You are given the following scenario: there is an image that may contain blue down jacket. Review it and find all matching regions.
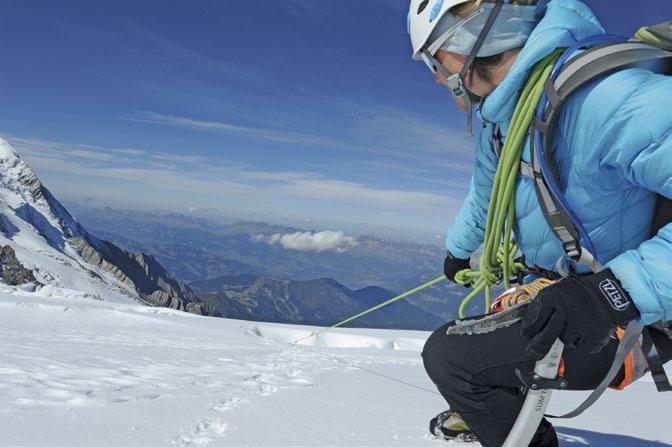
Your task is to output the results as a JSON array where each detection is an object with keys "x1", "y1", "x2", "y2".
[{"x1": 445, "y1": 0, "x2": 672, "y2": 325}]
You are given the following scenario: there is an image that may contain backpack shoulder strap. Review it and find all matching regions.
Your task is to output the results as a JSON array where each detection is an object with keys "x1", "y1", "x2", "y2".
[
  {"x1": 542, "y1": 42, "x2": 672, "y2": 160},
  {"x1": 531, "y1": 41, "x2": 672, "y2": 267}
]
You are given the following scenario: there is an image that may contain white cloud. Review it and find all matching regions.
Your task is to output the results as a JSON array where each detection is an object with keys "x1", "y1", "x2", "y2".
[
  {"x1": 279, "y1": 178, "x2": 455, "y2": 211},
  {"x1": 259, "y1": 231, "x2": 358, "y2": 253},
  {"x1": 5, "y1": 135, "x2": 146, "y2": 166},
  {"x1": 68, "y1": 149, "x2": 115, "y2": 161}
]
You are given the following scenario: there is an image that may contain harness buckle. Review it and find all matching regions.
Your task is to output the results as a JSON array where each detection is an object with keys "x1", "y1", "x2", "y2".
[{"x1": 562, "y1": 241, "x2": 582, "y2": 261}]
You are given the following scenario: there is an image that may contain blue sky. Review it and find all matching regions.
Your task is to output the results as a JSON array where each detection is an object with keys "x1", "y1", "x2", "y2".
[{"x1": 1, "y1": 0, "x2": 669, "y2": 242}]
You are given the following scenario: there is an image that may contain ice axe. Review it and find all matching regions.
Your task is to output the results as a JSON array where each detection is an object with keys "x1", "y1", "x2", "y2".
[{"x1": 502, "y1": 252, "x2": 644, "y2": 446}]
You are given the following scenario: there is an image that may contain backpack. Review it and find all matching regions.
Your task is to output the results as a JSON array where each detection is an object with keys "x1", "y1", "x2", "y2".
[{"x1": 525, "y1": 22, "x2": 672, "y2": 416}]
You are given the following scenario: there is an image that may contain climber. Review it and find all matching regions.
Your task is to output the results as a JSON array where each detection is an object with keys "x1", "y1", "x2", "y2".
[{"x1": 407, "y1": 0, "x2": 672, "y2": 445}]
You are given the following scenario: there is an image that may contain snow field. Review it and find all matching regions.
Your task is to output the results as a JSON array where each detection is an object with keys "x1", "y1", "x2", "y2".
[{"x1": 0, "y1": 286, "x2": 670, "y2": 446}]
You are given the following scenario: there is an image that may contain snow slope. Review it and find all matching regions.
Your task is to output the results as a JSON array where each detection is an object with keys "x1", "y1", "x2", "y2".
[
  {"x1": 0, "y1": 138, "x2": 212, "y2": 314},
  {"x1": 0, "y1": 285, "x2": 670, "y2": 446},
  {"x1": 0, "y1": 139, "x2": 135, "y2": 303}
]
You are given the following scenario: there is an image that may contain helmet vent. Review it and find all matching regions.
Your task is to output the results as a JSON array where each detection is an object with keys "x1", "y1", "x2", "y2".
[{"x1": 416, "y1": 0, "x2": 430, "y2": 14}]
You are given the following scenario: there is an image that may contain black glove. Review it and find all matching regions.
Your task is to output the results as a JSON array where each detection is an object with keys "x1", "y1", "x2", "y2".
[
  {"x1": 443, "y1": 251, "x2": 471, "y2": 287},
  {"x1": 521, "y1": 269, "x2": 640, "y2": 361}
]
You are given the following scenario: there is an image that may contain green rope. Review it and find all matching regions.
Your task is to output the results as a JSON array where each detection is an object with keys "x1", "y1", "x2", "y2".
[
  {"x1": 293, "y1": 274, "x2": 447, "y2": 344},
  {"x1": 454, "y1": 50, "x2": 563, "y2": 319}
]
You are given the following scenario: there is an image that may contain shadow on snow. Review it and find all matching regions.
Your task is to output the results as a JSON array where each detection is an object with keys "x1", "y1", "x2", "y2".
[{"x1": 557, "y1": 427, "x2": 672, "y2": 446}]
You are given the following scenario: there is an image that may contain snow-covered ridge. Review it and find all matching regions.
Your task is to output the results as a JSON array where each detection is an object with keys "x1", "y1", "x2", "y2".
[
  {"x1": 0, "y1": 138, "x2": 214, "y2": 315},
  {"x1": 0, "y1": 139, "x2": 89, "y2": 244}
]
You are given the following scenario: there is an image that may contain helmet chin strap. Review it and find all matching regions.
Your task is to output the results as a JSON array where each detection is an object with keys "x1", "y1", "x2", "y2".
[
  {"x1": 445, "y1": 74, "x2": 480, "y2": 135},
  {"x1": 446, "y1": 0, "x2": 505, "y2": 135}
]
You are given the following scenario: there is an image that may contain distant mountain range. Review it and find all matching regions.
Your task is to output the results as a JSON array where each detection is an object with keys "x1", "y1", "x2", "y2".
[
  {"x1": 65, "y1": 205, "x2": 446, "y2": 290},
  {"x1": 0, "y1": 138, "x2": 216, "y2": 316},
  {"x1": 67, "y1": 205, "x2": 484, "y2": 327}
]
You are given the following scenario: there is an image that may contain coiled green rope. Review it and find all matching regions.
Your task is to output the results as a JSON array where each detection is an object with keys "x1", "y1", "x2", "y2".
[{"x1": 454, "y1": 50, "x2": 563, "y2": 318}]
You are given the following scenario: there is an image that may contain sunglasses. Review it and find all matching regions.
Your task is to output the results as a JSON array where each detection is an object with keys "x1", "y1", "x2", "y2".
[{"x1": 419, "y1": 5, "x2": 486, "y2": 97}]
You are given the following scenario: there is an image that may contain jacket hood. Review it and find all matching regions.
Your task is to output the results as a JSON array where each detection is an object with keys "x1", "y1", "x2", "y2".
[{"x1": 479, "y1": 0, "x2": 605, "y2": 125}]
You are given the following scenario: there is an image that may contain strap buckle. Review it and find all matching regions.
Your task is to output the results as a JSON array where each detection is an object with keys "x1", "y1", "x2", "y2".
[
  {"x1": 519, "y1": 162, "x2": 535, "y2": 178},
  {"x1": 562, "y1": 241, "x2": 581, "y2": 261},
  {"x1": 446, "y1": 73, "x2": 466, "y2": 98}
]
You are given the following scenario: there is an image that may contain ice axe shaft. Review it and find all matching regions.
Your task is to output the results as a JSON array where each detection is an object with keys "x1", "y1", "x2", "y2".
[
  {"x1": 503, "y1": 250, "x2": 604, "y2": 445},
  {"x1": 502, "y1": 338, "x2": 564, "y2": 447}
]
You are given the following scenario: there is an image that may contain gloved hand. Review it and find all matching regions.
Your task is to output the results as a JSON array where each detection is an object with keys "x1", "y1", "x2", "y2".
[
  {"x1": 443, "y1": 251, "x2": 471, "y2": 287},
  {"x1": 520, "y1": 269, "x2": 640, "y2": 361}
]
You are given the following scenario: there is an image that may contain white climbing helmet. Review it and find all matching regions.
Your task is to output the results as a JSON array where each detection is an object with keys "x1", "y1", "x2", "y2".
[
  {"x1": 407, "y1": 0, "x2": 538, "y2": 134},
  {"x1": 408, "y1": 0, "x2": 473, "y2": 61},
  {"x1": 408, "y1": 0, "x2": 502, "y2": 135}
]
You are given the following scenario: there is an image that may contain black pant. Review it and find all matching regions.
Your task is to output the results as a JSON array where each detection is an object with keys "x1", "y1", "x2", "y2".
[{"x1": 422, "y1": 320, "x2": 672, "y2": 447}]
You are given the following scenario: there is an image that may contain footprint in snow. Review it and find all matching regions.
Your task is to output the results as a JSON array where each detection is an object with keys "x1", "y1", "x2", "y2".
[
  {"x1": 173, "y1": 419, "x2": 227, "y2": 446},
  {"x1": 210, "y1": 396, "x2": 247, "y2": 413},
  {"x1": 258, "y1": 382, "x2": 277, "y2": 396},
  {"x1": 238, "y1": 372, "x2": 278, "y2": 396},
  {"x1": 285, "y1": 369, "x2": 315, "y2": 387},
  {"x1": 15, "y1": 302, "x2": 39, "y2": 309}
]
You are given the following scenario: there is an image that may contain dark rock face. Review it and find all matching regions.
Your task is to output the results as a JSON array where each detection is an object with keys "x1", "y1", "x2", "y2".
[
  {"x1": 70, "y1": 237, "x2": 219, "y2": 317},
  {"x1": 0, "y1": 245, "x2": 37, "y2": 286}
]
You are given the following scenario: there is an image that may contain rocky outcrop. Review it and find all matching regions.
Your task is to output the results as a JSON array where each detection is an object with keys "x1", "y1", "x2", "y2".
[
  {"x1": 0, "y1": 245, "x2": 37, "y2": 286},
  {"x1": 71, "y1": 236, "x2": 219, "y2": 317}
]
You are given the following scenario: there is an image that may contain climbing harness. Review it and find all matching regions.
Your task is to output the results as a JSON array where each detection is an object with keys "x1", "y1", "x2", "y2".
[{"x1": 447, "y1": 278, "x2": 554, "y2": 336}]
